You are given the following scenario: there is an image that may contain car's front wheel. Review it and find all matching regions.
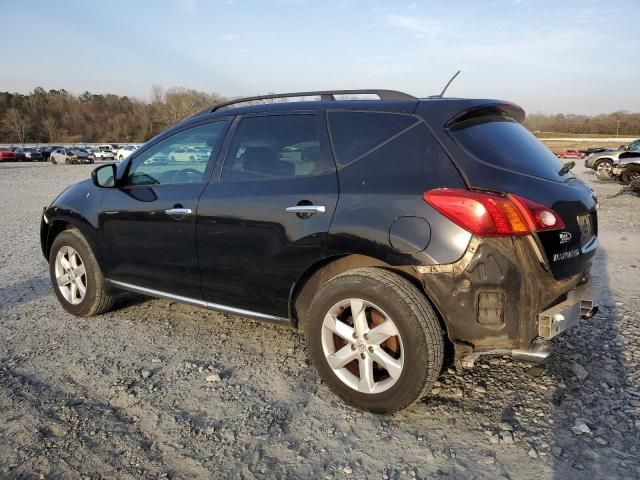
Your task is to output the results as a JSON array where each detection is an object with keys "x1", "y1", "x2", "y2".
[
  {"x1": 306, "y1": 268, "x2": 443, "y2": 413},
  {"x1": 595, "y1": 159, "x2": 613, "y2": 176},
  {"x1": 49, "y1": 229, "x2": 116, "y2": 317}
]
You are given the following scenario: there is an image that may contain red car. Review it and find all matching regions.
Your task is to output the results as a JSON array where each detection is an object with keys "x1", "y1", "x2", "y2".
[
  {"x1": 0, "y1": 149, "x2": 17, "y2": 162},
  {"x1": 556, "y1": 149, "x2": 584, "y2": 159}
]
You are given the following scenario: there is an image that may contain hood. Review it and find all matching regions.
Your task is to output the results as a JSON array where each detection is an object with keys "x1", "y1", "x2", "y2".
[{"x1": 589, "y1": 149, "x2": 624, "y2": 160}]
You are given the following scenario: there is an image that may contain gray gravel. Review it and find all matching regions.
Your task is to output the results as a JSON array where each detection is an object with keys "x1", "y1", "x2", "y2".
[{"x1": 0, "y1": 162, "x2": 639, "y2": 479}]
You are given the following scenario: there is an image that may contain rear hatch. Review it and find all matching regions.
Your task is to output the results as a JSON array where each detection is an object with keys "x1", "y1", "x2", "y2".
[{"x1": 420, "y1": 102, "x2": 597, "y2": 279}]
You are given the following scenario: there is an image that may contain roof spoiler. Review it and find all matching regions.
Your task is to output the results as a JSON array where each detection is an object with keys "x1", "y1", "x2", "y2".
[{"x1": 445, "y1": 102, "x2": 526, "y2": 129}]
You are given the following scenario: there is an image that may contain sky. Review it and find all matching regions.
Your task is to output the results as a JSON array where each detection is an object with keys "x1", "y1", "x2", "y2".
[{"x1": 0, "y1": 0, "x2": 638, "y2": 115}]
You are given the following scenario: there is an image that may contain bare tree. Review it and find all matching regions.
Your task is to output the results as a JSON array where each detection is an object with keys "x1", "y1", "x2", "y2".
[
  {"x1": 1, "y1": 108, "x2": 31, "y2": 144},
  {"x1": 41, "y1": 116, "x2": 59, "y2": 143}
]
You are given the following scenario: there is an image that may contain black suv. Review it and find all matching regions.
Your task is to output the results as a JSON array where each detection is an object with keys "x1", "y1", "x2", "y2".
[{"x1": 41, "y1": 90, "x2": 598, "y2": 412}]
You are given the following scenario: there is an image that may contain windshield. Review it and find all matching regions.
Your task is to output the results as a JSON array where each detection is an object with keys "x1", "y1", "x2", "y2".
[{"x1": 451, "y1": 115, "x2": 572, "y2": 182}]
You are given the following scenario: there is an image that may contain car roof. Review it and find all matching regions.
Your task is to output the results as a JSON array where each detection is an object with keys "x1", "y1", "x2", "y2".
[{"x1": 144, "y1": 94, "x2": 524, "y2": 149}]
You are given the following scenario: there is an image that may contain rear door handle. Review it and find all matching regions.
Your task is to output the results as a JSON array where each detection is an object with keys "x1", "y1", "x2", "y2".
[
  {"x1": 164, "y1": 208, "x2": 192, "y2": 216},
  {"x1": 285, "y1": 205, "x2": 326, "y2": 214}
]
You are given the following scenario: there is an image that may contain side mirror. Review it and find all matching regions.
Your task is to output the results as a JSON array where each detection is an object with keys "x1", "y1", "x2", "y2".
[{"x1": 92, "y1": 163, "x2": 117, "y2": 188}]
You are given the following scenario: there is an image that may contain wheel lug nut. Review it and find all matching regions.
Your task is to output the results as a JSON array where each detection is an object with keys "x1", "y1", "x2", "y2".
[
  {"x1": 363, "y1": 333, "x2": 369, "y2": 340},
  {"x1": 351, "y1": 344, "x2": 356, "y2": 351},
  {"x1": 368, "y1": 346, "x2": 373, "y2": 353},
  {"x1": 360, "y1": 353, "x2": 365, "y2": 360},
  {"x1": 352, "y1": 332, "x2": 357, "y2": 339}
]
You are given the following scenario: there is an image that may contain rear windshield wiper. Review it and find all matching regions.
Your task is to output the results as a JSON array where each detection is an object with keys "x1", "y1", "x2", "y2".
[{"x1": 558, "y1": 160, "x2": 575, "y2": 176}]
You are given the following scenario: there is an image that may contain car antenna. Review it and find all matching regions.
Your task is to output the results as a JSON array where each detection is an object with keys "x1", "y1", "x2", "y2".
[{"x1": 434, "y1": 70, "x2": 461, "y2": 98}]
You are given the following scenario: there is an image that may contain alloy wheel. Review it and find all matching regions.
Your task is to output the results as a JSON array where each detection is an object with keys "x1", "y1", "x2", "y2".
[
  {"x1": 321, "y1": 298, "x2": 404, "y2": 394},
  {"x1": 54, "y1": 246, "x2": 87, "y2": 305},
  {"x1": 596, "y1": 162, "x2": 612, "y2": 174}
]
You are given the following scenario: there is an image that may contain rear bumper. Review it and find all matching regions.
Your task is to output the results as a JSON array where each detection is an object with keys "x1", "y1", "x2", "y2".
[{"x1": 416, "y1": 235, "x2": 596, "y2": 361}]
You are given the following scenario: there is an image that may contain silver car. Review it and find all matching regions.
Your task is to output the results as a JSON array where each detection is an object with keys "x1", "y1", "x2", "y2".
[
  {"x1": 612, "y1": 157, "x2": 640, "y2": 184},
  {"x1": 585, "y1": 138, "x2": 640, "y2": 176}
]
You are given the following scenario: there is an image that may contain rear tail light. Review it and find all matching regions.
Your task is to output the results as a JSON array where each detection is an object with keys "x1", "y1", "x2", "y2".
[{"x1": 423, "y1": 189, "x2": 564, "y2": 236}]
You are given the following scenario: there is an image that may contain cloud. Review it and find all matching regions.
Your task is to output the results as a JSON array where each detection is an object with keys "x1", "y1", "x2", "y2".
[
  {"x1": 383, "y1": 14, "x2": 440, "y2": 36},
  {"x1": 219, "y1": 33, "x2": 238, "y2": 41}
]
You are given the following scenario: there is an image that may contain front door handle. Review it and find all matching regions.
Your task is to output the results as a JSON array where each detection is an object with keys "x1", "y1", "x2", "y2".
[
  {"x1": 165, "y1": 208, "x2": 193, "y2": 216},
  {"x1": 285, "y1": 205, "x2": 326, "y2": 214}
]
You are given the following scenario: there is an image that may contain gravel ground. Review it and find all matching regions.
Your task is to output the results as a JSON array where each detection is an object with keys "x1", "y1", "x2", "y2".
[{"x1": 0, "y1": 162, "x2": 639, "y2": 480}]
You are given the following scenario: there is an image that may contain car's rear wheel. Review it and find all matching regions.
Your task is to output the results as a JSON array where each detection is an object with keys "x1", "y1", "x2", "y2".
[
  {"x1": 49, "y1": 229, "x2": 116, "y2": 317},
  {"x1": 306, "y1": 268, "x2": 443, "y2": 413}
]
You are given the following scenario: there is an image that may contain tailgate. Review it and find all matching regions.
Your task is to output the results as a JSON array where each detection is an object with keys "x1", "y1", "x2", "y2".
[{"x1": 439, "y1": 105, "x2": 598, "y2": 279}]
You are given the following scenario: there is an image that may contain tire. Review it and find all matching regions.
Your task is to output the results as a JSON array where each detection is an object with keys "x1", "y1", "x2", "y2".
[
  {"x1": 621, "y1": 166, "x2": 640, "y2": 185},
  {"x1": 49, "y1": 229, "x2": 116, "y2": 317},
  {"x1": 596, "y1": 168, "x2": 613, "y2": 181},
  {"x1": 595, "y1": 159, "x2": 613, "y2": 176},
  {"x1": 306, "y1": 267, "x2": 443, "y2": 413}
]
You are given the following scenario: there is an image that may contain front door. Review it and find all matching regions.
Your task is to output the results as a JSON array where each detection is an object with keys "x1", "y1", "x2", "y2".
[
  {"x1": 98, "y1": 119, "x2": 229, "y2": 298},
  {"x1": 196, "y1": 112, "x2": 339, "y2": 317}
]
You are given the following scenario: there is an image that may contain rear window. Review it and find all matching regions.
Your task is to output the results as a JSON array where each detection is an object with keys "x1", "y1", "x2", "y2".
[
  {"x1": 328, "y1": 111, "x2": 419, "y2": 166},
  {"x1": 450, "y1": 116, "x2": 572, "y2": 182}
]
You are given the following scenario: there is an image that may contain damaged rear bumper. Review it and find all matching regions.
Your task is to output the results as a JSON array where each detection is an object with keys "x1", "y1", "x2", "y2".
[{"x1": 414, "y1": 236, "x2": 597, "y2": 367}]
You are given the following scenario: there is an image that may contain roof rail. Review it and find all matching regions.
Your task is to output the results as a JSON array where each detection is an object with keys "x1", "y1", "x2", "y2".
[{"x1": 210, "y1": 89, "x2": 417, "y2": 112}]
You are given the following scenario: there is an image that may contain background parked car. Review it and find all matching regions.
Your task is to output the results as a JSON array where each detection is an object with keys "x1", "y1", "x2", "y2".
[
  {"x1": 50, "y1": 148, "x2": 93, "y2": 165},
  {"x1": 168, "y1": 147, "x2": 197, "y2": 162},
  {"x1": 0, "y1": 148, "x2": 17, "y2": 162},
  {"x1": 556, "y1": 149, "x2": 584, "y2": 159},
  {"x1": 585, "y1": 138, "x2": 640, "y2": 177},
  {"x1": 40, "y1": 146, "x2": 64, "y2": 162},
  {"x1": 14, "y1": 147, "x2": 43, "y2": 161},
  {"x1": 116, "y1": 145, "x2": 138, "y2": 161},
  {"x1": 93, "y1": 146, "x2": 116, "y2": 160}
]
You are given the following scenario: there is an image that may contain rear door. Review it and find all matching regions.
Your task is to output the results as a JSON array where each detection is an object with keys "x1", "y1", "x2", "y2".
[{"x1": 196, "y1": 112, "x2": 339, "y2": 317}]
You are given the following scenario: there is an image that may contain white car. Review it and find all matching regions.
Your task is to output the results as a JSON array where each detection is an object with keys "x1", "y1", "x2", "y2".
[
  {"x1": 116, "y1": 145, "x2": 138, "y2": 161},
  {"x1": 93, "y1": 146, "x2": 116, "y2": 160},
  {"x1": 168, "y1": 147, "x2": 198, "y2": 162}
]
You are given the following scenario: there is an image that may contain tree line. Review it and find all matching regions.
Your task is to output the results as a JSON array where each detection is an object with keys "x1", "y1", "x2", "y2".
[
  {"x1": 1, "y1": 87, "x2": 639, "y2": 144},
  {"x1": 523, "y1": 112, "x2": 640, "y2": 136},
  {"x1": 0, "y1": 86, "x2": 227, "y2": 145}
]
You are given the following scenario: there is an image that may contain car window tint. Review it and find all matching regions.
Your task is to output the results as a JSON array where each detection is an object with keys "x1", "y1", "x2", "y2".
[
  {"x1": 328, "y1": 111, "x2": 419, "y2": 166},
  {"x1": 451, "y1": 116, "x2": 572, "y2": 182},
  {"x1": 221, "y1": 114, "x2": 333, "y2": 182},
  {"x1": 127, "y1": 121, "x2": 227, "y2": 186}
]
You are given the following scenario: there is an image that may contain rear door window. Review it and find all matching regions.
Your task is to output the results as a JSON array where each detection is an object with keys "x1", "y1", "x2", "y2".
[
  {"x1": 221, "y1": 114, "x2": 334, "y2": 181},
  {"x1": 450, "y1": 115, "x2": 571, "y2": 182},
  {"x1": 328, "y1": 112, "x2": 419, "y2": 166}
]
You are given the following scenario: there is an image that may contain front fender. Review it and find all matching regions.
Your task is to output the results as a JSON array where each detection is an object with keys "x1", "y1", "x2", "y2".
[{"x1": 41, "y1": 179, "x2": 104, "y2": 260}]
